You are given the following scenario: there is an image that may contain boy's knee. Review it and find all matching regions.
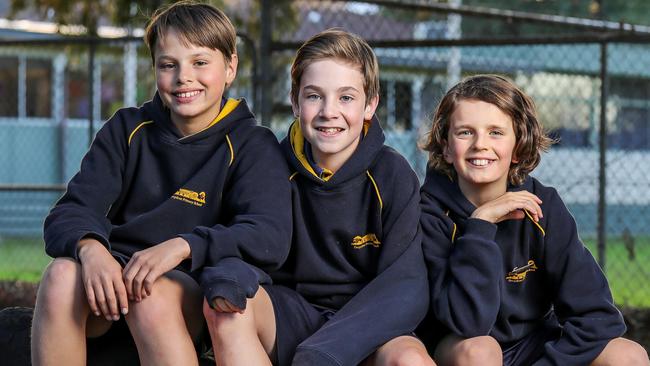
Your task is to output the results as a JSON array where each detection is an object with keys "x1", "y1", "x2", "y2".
[
  {"x1": 389, "y1": 347, "x2": 434, "y2": 366},
  {"x1": 596, "y1": 338, "x2": 650, "y2": 366},
  {"x1": 37, "y1": 259, "x2": 81, "y2": 308},
  {"x1": 453, "y1": 336, "x2": 502, "y2": 366}
]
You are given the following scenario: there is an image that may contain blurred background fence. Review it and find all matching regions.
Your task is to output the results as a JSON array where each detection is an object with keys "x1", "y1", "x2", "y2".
[{"x1": 1, "y1": 0, "x2": 650, "y2": 309}]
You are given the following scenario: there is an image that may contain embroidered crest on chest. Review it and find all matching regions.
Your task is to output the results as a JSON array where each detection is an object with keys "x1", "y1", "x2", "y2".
[
  {"x1": 172, "y1": 188, "x2": 206, "y2": 207},
  {"x1": 505, "y1": 259, "x2": 538, "y2": 283},
  {"x1": 351, "y1": 233, "x2": 381, "y2": 249}
]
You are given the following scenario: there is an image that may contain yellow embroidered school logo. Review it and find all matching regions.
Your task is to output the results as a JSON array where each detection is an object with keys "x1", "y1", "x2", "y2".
[
  {"x1": 506, "y1": 260, "x2": 538, "y2": 283},
  {"x1": 172, "y1": 188, "x2": 206, "y2": 207},
  {"x1": 351, "y1": 233, "x2": 381, "y2": 249}
]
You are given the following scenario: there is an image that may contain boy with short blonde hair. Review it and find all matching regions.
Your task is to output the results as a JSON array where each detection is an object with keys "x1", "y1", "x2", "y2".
[
  {"x1": 31, "y1": 2, "x2": 291, "y2": 365},
  {"x1": 202, "y1": 28, "x2": 433, "y2": 365}
]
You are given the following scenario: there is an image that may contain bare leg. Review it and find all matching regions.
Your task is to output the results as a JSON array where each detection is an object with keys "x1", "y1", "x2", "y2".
[
  {"x1": 434, "y1": 335, "x2": 502, "y2": 366},
  {"x1": 204, "y1": 286, "x2": 276, "y2": 366},
  {"x1": 31, "y1": 258, "x2": 112, "y2": 366},
  {"x1": 591, "y1": 337, "x2": 649, "y2": 366},
  {"x1": 125, "y1": 270, "x2": 204, "y2": 366},
  {"x1": 363, "y1": 335, "x2": 436, "y2": 366}
]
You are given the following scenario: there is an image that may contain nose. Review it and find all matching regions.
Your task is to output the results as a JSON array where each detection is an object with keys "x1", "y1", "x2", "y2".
[
  {"x1": 472, "y1": 132, "x2": 488, "y2": 150},
  {"x1": 318, "y1": 98, "x2": 338, "y2": 119},
  {"x1": 176, "y1": 64, "x2": 193, "y2": 84}
]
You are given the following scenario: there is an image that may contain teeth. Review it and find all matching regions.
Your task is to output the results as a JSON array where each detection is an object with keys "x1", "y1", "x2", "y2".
[
  {"x1": 175, "y1": 90, "x2": 200, "y2": 98},
  {"x1": 469, "y1": 159, "x2": 489, "y2": 166},
  {"x1": 317, "y1": 127, "x2": 342, "y2": 134}
]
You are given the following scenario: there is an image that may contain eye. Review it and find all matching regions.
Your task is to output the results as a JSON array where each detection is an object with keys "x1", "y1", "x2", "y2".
[
  {"x1": 490, "y1": 129, "x2": 504, "y2": 136},
  {"x1": 456, "y1": 129, "x2": 472, "y2": 136},
  {"x1": 158, "y1": 63, "x2": 175, "y2": 70},
  {"x1": 194, "y1": 60, "x2": 208, "y2": 67},
  {"x1": 340, "y1": 95, "x2": 353, "y2": 102},
  {"x1": 305, "y1": 94, "x2": 321, "y2": 101}
]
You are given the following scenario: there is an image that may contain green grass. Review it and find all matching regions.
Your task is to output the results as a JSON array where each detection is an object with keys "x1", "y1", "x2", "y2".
[
  {"x1": 1, "y1": 236, "x2": 650, "y2": 308},
  {"x1": 584, "y1": 237, "x2": 650, "y2": 308},
  {"x1": 0, "y1": 237, "x2": 51, "y2": 282}
]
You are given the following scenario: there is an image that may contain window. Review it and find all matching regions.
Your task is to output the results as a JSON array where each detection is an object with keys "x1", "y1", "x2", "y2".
[
  {"x1": 0, "y1": 57, "x2": 18, "y2": 117},
  {"x1": 26, "y1": 59, "x2": 52, "y2": 118}
]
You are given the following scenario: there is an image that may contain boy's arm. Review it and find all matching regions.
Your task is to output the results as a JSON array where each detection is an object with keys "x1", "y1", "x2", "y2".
[
  {"x1": 180, "y1": 129, "x2": 292, "y2": 272},
  {"x1": 533, "y1": 190, "x2": 625, "y2": 366},
  {"x1": 421, "y1": 191, "x2": 503, "y2": 337},
  {"x1": 44, "y1": 114, "x2": 127, "y2": 259},
  {"x1": 293, "y1": 167, "x2": 428, "y2": 366}
]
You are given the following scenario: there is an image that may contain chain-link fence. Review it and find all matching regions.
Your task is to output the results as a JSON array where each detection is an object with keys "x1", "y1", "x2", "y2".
[{"x1": 1, "y1": 0, "x2": 650, "y2": 310}]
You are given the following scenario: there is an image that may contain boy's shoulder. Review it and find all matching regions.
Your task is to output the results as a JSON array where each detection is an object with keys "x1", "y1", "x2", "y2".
[{"x1": 370, "y1": 145, "x2": 417, "y2": 178}]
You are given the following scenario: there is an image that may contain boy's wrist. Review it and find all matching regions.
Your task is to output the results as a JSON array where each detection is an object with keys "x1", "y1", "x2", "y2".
[{"x1": 77, "y1": 238, "x2": 107, "y2": 262}]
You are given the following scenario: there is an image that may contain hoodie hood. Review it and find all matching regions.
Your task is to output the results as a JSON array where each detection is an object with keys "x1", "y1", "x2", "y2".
[
  {"x1": 145, "y1": 91, "x2": 255, "y2": 144},
  {"x1": 280, "y1": 114, "x2": 385, "y2": 185}
]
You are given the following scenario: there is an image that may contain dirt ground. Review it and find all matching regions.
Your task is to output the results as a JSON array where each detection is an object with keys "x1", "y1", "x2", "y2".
[{"x1": 2, "y1": 280, "x2": 650, "y2": 352}]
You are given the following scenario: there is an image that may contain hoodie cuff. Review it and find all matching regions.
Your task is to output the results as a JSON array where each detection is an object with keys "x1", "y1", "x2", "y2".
[
  {"x1": 72, "y1": 231, "x2": 111, "y2": 261},
  {"x1": 179, "y1": 233, "x2": 208, "y2": 272},
  {"x1": 463, "y1": 218, "x2": 498, "y2": 240},
  {"x1": 199, "y1": 258, "x2": 271, "y2": 309}
]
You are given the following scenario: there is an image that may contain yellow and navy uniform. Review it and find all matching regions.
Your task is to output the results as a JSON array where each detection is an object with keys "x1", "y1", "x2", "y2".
[
  {"x1": 44, "y1": 92, "x2": 291, "y2": 280},
  {"x1": 420, "y1": 168, "x2": 626, "y2": 365},
  {"x1": 268, "y1": 117, "x2": 429, "y2": 365}
]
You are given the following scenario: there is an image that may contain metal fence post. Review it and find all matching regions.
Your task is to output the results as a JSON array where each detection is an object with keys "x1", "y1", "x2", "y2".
[
  {"x1": 259, "y1": 0, "x2": 272, "y2": 127},
  {"x1": 597, "y1": 41, "x2": 608, "y2": 269},
  {"x1": 88, "y1": 39, "x2": 96, "y2": 147}
]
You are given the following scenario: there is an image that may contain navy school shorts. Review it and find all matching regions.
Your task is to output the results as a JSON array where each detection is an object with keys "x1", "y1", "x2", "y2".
[
  {"x1": 263, "y1": 284, "x2": 335, "y2": 366},
  {"x1": 501, "y1": 322, "x2": 561, "y2": 366}
]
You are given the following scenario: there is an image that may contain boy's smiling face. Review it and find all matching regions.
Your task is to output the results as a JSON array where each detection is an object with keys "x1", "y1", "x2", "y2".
[
  {"x1": 293, "y1": 58, "x2": 378, "y2": 173},
  {"x1": 445, "y1": 99, "x2": 518, "y2": 201},
  {"x1": 155, "y1": 28, "x2": 237, "y2": 135}
]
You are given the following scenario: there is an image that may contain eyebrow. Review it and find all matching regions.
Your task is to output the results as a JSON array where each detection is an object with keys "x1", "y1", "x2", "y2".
[
  {"x1": 302, "y1": 85, "x2": 361, "y2": 93},
  {"x1": 156, "y1": 52, "x2": 213, "y2": 61}
]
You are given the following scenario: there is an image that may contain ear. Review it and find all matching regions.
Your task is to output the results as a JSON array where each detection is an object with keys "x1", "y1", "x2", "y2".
[
  {"x1": 225, "y1": 53, "x2": 238, "y2": 87},
  {"x1": 364, "y1": 94, "x2": 379, "y2": 120},
  {"x1": 291, "y1": 94, "x2": 300, "y2": 119},
  {"x1": 443, "y1": 142, "x2": 453, "y2": 164}
]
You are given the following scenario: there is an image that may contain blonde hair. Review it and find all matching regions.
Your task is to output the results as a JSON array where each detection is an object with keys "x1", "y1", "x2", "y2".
[
  {"x1": 423, "y1": 74, "x2": 554, "y2": 186},
  {"x1": 290, "y1": 28, "x2": 379, "y2": 106},
  {"x1": 144, "y1": 1, "x2": 236, "y2": 64}
]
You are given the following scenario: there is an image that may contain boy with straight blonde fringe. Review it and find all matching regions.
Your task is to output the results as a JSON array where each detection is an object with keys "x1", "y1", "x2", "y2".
[
  {"x1": 201, "y1": 29, "x2": 435, "y2": 366},
  {"x1": 30, "y1": 2, "x2": 291, "y2": 365},
  {"x1": 420, "y1": 74, "x2": 648, "y2": 365}
]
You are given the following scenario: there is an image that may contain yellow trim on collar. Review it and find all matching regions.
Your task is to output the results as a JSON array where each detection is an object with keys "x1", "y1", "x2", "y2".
[
  {"x1": 366, "y1": 170, "x2": 383, "y2": 211},
  {"x1": 524, "y1": 210, "x2": 546, "y2": 236},
  {"x1": 180, "y1": 98, "x2": 240, "y2": 140},
  {"x1": 451, "y1": 222, "x2": 457, "y2": 243},
  {"x1": 225, "y1": 134, "x2": 234, "y2": 166},
  {"x1": 206, "y1": 98, "x2": 240, "y2": 129},
  {"x1": 128, "y1": 120, "x2": 154, "y2": 146},
  {"x1": 290, "y1": 120, "x2": 324, "y2": 180}
]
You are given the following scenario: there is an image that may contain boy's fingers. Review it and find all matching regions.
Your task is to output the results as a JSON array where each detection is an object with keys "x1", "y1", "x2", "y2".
[
  {"x1": 102, "y1": 278, "x2": 120, "y2": 320},
  {"x1": 94, "y1": 282, "x2": 110, "y2": 319},
  {"x1": 114, "y1": 279, "x2": 129, "y2": 315},
  {"x1": 123, "y1": 267, "x2": 136, "y2": 300},
  {"x1": 84, "y1": 283, "x2": 100, "y2": 316},
  {"x1": 133, "y1": 269, "x2": 148, "y2": 301}
]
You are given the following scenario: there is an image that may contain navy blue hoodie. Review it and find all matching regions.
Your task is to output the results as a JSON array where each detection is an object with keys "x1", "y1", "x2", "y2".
[
  {"x1": 421, "y1": 168, "x2": 626, "y2": 365},
  {"x1": 271, "y1": 118, "x2": 429, "y2": 365},
  {"x1": 44, "y1": 93, "x2": 291, "y2": 274}
]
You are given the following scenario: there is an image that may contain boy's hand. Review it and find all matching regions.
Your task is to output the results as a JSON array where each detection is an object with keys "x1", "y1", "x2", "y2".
[
  {"x1": 211, "y1": 297, "x2": 245, "y2": 314},
  {"x1": 471, "y1": 191, "x2": 543, "y2": 224},
  {"x1": 77, "y1": 238, "x2": 129, "y2": 321},
  {"x1": 122, "y1": 237, "x2": 191, "y2": 302}
]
